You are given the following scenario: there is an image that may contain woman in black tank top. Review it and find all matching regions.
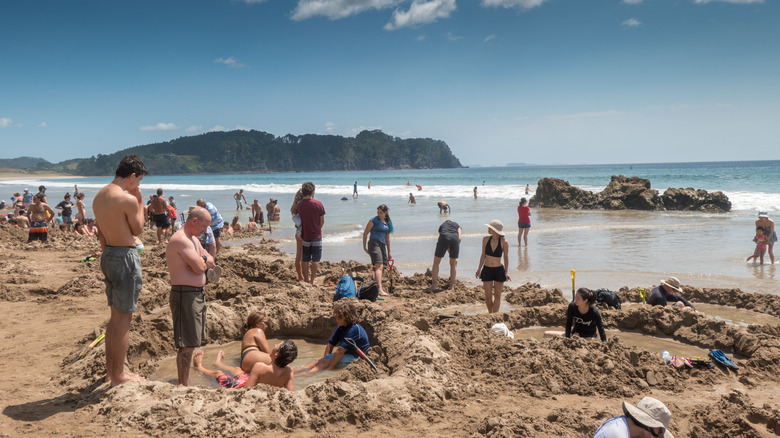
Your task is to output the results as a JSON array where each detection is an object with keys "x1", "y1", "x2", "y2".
[{"x1": 476, "y1": 220, "x2": 511, "y2": 313}]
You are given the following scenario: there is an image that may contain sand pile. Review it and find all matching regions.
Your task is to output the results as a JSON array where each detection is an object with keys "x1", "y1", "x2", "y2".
[{"x1": 2, "y1": 224, "x2": 780, "y2": 436}]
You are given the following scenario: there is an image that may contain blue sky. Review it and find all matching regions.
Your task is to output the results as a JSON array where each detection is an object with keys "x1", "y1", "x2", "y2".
[{"x1": 1, "y1": 0, "x2": 777, "y2": 166}]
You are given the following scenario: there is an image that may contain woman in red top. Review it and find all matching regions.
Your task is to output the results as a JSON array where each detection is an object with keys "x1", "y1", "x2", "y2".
[{"x1": 517, "y1": 197, "x2": 531, "y2": 246}]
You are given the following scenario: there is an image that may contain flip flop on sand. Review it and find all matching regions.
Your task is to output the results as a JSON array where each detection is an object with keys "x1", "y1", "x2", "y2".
[
  {"x1": 709, "y1": 349, "x2": 738, "y2": 370},
  {"x1": 207, "y1": 265, "x2": 222, "y2": 284}
]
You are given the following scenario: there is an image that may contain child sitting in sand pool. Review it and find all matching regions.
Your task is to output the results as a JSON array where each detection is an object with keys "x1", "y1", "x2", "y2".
[
  {"x1": 546, "y1": 288, "x2": 607, "y2": 341},
  {"x1": 193, "y1": 340, "x2": 298, "y2": 391},
  {"x1": 298, "y1": 300, "x2": 370, "y2": 374},
  {"x1": 240, "y1": 311, "x2": 272, "y2": 372},
  {"x1": 747, "y1": 226, "x2": 768, "y2": 264}
]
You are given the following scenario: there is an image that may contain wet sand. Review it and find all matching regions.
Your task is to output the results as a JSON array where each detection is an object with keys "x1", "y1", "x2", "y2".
[{"x1": 1, "y1": 224, "x2": 780, "y2": 437}]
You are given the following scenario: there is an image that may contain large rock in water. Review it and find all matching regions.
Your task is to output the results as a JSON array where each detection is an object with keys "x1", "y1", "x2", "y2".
[
  {"x1": 528, "y1": 177, "x2": 597, "y2": 209},
  {"x1": 597, "y1": 175, "x2": 661, "y2": 210},
  {"x1": 661, "y1": 188, "x2": 731, "y2": 212},
  {"x1": 530, "y1": 176, "x2": 731, "y2": 212}
]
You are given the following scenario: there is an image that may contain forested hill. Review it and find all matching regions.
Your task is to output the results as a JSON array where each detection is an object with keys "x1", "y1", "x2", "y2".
[{"x1": 56, "y1": 129, "x2": 463, "y2": 176}]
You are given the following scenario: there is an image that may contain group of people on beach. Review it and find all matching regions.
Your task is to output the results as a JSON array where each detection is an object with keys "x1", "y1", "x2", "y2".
[{"x1": 1, "y1": 185, "x2": 99, "y2": 241}]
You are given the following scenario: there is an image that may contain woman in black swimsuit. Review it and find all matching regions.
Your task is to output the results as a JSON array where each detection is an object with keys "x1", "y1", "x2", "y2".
[{"x1": 476, "y1": 220, "x2": 511, "y2": 313}]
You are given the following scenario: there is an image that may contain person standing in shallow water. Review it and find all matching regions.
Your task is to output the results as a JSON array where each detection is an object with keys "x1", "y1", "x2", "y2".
[
  {"x1": 756, "y1": 211, "x2": 776, "y2": 264},
  {"x1": 92, "y1": 154, "x2": 147, "y2": 387},
  {"x1": 517, "y1": 197, "x2": 531, "y2": 246},
  {"x1": 363, "y1": 204, "x2": 393, "y2": 296},
  {"x1": 476, "y1": 220, "x2": 510, "y2": 313}
]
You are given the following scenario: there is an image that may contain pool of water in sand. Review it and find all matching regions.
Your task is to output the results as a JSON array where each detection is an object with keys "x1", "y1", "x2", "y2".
[{"x1": 149, "y1": 338, "x2": 334, "y2": 390}]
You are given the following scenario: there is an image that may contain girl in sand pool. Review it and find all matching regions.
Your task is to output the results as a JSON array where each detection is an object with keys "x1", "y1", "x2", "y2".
[
  {"x1": 476, "y1": 220, "x2": 511, "y2": 313},
  {"x1": 239, "y1": 311, "x2": 272, "y2": 372},
  {"x1": 565, "y1": 288, "x2": 607, "y2": 341}
]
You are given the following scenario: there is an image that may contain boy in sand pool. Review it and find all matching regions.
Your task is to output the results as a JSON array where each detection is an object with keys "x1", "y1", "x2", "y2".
[
  {"x1": 193, "y1": 340, "x2": 298, "y2": 390},
  {"x1": 297, "y1": 300, "x2": 370, "y2": 374}
]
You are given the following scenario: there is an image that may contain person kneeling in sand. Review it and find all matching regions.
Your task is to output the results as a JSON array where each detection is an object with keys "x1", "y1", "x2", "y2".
[
  {"x1": 648, "y1": 277, "x2": 696, "y2": 312},
  {"x1": 593, "y1": 396, "x2": 674, "y2": 437},
  {"x1": 239, "y1": 312, "x2": 272, "y2": 372},
  {"x1": 298, "y1": 300, "x2": 369, "y2": 374},
  {"x1": 193, "y1": 340, "x2": 298, "y2": 391}
]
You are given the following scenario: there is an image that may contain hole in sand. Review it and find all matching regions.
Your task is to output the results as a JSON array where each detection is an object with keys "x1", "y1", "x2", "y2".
[
  {"x1": 515, "y1": 326, "x2": 711, "y2": 358},
  {"x1": 148, "y1": 338, "x2": 341, "y2": 390},
  {"x1": 433, "y1": 301, "x2": 517, "y2": 315},
  {"x1": 623, "y1": 302, "x2": 780, "y2": 327}
]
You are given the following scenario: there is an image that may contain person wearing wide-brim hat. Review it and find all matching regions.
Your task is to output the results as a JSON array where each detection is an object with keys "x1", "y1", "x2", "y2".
[
  {"x1": 755, "y1": 211, "x2": 776, "y2": 265},
  {"x1": 475, "y1": 219, "x2": 511, "y2": 313},
  {"x1": 647, "y1": 276, "x2": 695, "y2": 312},
  {"x1": 593, "y1": 396, "x2": 674, "y2": 438}
]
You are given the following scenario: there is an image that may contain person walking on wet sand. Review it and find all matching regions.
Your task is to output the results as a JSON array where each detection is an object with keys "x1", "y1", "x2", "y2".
[
  {"x1": 234, "y1": 189, "x2": 247, "y2": 210},
  {"x1": 150, "y1": 188, "x2": 171, "y2": 244},
  {"x1": 648, "y1": 277, "x2": 696, "y2": 312},
  {"x1": 756, "y1": 211, "x2": 776, "y2": 264},
  {"x1": 363, "y1": 204, "x2": 393, "y2": 296},
  {"x1": 166, "y1": 206, "x2": 217, "y2": 386},
  {"x1": 193, "y1": 340, "x2": 298, "y2": 391},
  {"x1": 93, "y1": 154, "x2": 147, "y2": 386},
  {"x1": 593, "y1": 396, "x2": 674, "y2": 437},
  {"x1": 353, "y1": 181, "x2": 358, "y2": 198},
  {"x1": 297, "y1": 182, "x2": 325, "y2": 285},
  {"x1": 430, "y1": 219, "x2": 461, "y2": 291},
  {"x1": 476, "y1": 220, "x2": 510, "y2": 313}
]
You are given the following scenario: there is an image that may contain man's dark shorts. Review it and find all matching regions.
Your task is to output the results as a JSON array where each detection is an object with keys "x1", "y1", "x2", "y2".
[
  {"x1": 435, "y1": 234, "x2": 460, "y2": 259},
  {"x1": 302, "y1": 238, "x2": 322, "y2": 263},
  {"x1": 170, "y1": 285, "x2": 206, "y2": 348},
  {"x1": 100, "y1": 246, "x2": 143, "y2": 313},
  {"x1": 153, "y1": 213, "x2": 171, "y2": 229},
  {"x1": 212, "y1": 225, "x2": 222, "y2": 239}
]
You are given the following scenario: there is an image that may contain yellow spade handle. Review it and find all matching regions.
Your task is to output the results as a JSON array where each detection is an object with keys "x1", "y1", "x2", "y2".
[{"x1": 571, "y1": 270, "x2": 576, "y2": 300}]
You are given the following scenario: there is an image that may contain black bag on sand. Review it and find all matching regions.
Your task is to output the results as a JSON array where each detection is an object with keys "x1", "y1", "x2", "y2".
[
  {"x1": 358, "y1": 281, "x2": 379, "y2": 302},
  {"x1": 595, "y1": 288, "x2": 622, "y2": 309}
]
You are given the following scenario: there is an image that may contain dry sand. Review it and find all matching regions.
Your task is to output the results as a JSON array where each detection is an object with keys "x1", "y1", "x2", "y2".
[{"x1": 1, "y1": 224, "x2": 779, "y2": 437}]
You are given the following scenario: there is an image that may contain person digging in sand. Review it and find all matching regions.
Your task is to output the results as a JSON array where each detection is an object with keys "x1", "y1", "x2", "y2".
[
  {"x1": 648, "y1": 277, "x2": 696, "y2": 312},
  {"x1": 430, "y1": 219, "x2": 461, "y2": 291},
  {"x1": 239, "y1": 311, "x2": 272, "y2": 372},
  {"x1": 593, "y1": 396, "x2": 674, "y2": 437},
  {"x1": 298, "y1": 300, "x2": 369, "y2": 374},
  {"x1": 193, "y1": 340, "x2": 298, "y2": 391}
]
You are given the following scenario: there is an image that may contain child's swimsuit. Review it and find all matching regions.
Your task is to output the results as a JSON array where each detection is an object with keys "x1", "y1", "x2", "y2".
[
  {"x1": 756, "y1": 235, "x2": 767, "y2": 250},
  {"x1": 217, "y1": 372, "x2": 250, "y2": 389}
]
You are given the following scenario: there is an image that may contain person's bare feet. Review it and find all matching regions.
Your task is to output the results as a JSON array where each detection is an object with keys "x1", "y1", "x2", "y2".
[
  {"x1": 109, "y1": 371, "x2": 145, "y2": 387},
  {"x1": 193, "y1": 350, "x2": 204, "y2": 367},
  {"x1": 215, "y1": 350, "x2": 225, "y2": 365}
]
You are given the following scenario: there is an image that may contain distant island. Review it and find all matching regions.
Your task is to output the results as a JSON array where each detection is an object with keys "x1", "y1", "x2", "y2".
[{"x1": 3, "y1": 130, "x2": 463, "y2": 176}]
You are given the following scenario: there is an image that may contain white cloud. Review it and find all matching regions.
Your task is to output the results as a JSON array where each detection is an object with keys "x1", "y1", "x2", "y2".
[
  {"x1": 214, "y1": 56, "x2": 246, "y2": 68},
  {"x1": 694, "y1": 0, "x2": 763, "y2": 3},
  {"x1": 446, "y1": 32, "x2": 463, "y2": 41},
  {"x1": 185, "y1": 125, "x2": 202, "y2": 132},
  {"x1": 140, "y1": 122, "x2": 179, "y2": 131},
  {"x1": 481, "y1": 0, "x2": 546, "y2": 10},
  {"x1": 623, "y1": 0, "x2": 642, "y2": 4},
  {"x1": 384, "y1": 0, "x2": 456, "y2": 30},
  {"x1": 235, "y1": 125, "x2": 251, "y2": 131},
  {"x1": 242, "y1": 0, "x2": 267, "y2": 3},
  {"x1": 622, "y1": 17, "x2": 641, "y2": 27},
  {"x1": 554, "y1": 110, "x2": 621, "y2": 120},
  {"x1": 0, "y1": 118, "x2": 12, "y2": 128},
  {"x1": 484, "y1": 34, "x2": 497, "y2": 42},
  {"x1": 209, "y1": 125, "x2": 227, "y2": 132},
  {"x1": 416, "y1": 34, "x2": 428, "y2": 41},
  {"x1": 646, "y1": 103, "x2": 732, "y2": 111},
  {"x1": 292, "y1": 0, "x2": 400, "y2": 21},
  {"x1": 325, "y1": 121, "x2": 336, "y2": 133},
  {"x1": 38, "y1": 121, "x2": 48, "y2": 128}
]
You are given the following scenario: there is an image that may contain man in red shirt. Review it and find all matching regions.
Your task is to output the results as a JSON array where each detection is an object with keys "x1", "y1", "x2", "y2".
[{"x1": 296, "y1": 182, "x2": 325, "y2": 285}]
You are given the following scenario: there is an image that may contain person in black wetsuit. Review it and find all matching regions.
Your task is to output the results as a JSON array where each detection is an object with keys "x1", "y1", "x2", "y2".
[
  {"x1": 648, "y1": 277, "x2": 696, "y2": 312},
  {"x1": 565, "y1": 288, "x2": 607, "y2": 342}
]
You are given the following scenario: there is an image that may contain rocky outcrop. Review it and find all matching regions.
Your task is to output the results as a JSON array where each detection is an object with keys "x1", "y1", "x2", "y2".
[
  {"x1": 530, "y1": 176, "x2": 730, "y2": 212},
  {"x1": 661, "y1": 187, "x2": 732, "y2": 212}
]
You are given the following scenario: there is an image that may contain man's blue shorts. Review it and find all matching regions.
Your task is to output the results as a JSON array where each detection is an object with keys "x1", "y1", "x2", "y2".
[{"x1": 302, "y1": 238, "x2": 322, "y2": 262}]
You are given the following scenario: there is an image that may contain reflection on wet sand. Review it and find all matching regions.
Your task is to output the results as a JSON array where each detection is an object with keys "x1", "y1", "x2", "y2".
[
  {"x1": 149, "y1": 338, "x2": 332, "y2": 390},
  {"x1": 516, "y1": 246, "x2": 529, "y2": 272}
]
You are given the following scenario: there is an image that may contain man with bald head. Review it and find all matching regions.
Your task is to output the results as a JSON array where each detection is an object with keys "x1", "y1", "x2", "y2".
[{"x1": 166, "y1": 206, "x2": 217, "y2": 385}]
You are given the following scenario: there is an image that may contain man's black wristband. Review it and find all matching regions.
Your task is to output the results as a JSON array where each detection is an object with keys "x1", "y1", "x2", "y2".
[{"x1": 202, "y1": 255, "x2": 208, "y2": 263}]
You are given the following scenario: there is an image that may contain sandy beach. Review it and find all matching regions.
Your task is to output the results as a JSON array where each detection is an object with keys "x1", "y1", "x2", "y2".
[{"x1": 1, "y1": 224, "x2": 779, "y2": 437}]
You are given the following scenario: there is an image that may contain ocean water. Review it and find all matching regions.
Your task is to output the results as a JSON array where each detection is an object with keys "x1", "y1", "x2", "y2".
[{"x1": 3, "y1": 160, "x2": 778, "y2": 293}]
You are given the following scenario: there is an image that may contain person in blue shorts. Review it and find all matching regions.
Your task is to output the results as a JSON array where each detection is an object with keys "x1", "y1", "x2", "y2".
[{"x1": 298, "y1": 300, "x2": 370, "y2": 373}]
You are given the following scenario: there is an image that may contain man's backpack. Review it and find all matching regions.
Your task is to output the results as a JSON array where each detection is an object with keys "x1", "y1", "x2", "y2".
[
  {"x1": 333, "y1": 275, "x2": 357, "y2": 301},
  {"x1": 357, "y1": 281, "x2": 379, "y2": 302},
  {"x1": 595, "y1": 288, "x2": 622, "y2": 309}
]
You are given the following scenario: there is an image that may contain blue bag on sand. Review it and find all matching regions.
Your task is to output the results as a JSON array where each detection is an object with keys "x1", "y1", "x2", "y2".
[
  {"x1": 709, "y1": 349, "x2": 738, "y2": 370},
  {"x1": 333, "y1": 275, "x2": 356, "y2": 301}
]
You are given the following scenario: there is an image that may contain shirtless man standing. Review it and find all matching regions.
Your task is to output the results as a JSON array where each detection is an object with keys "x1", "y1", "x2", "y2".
[
  {"x1": 150, "y1": 188, "x2": 171, "y2": 244},
  {"x1": 92, "y1": 154, "x2": 147, "y2": 386},
  {"x1": 234, "y1": 189, "x2": 247, "y2": 210},
  {"x1": 27, "y1": 194, "x2": 55, "y2": 242},
  {"x1": 166, "y1": 206, "x2": 216, "y2": 386}
]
